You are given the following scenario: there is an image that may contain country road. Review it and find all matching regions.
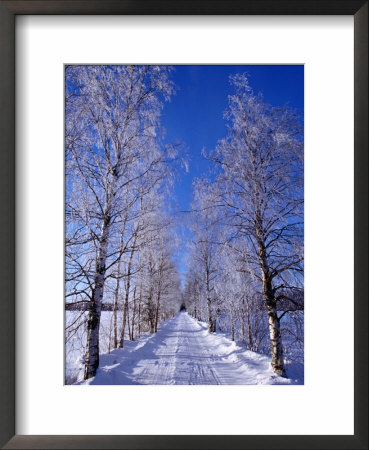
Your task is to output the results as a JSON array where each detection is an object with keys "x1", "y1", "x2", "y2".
[{"x1": 77, "y1": 311, "x2": 295, "y2": 385}]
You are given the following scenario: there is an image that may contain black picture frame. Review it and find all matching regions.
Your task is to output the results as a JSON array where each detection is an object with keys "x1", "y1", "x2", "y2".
[{"x1": 0, "y1": 1, "x2": 367, "y2": 449}]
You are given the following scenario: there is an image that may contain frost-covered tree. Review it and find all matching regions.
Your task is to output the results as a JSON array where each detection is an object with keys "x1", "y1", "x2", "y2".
[
  {"x1": 188, "y1": 179, "x2": 222, "y2": 332},
  {"x1": 65, "y1": 65, "x2": 174, "y2": 379},
  {"x1": 138, "y1": 209, "x2": 181, "y2": 334},
  {"x1": 207, "y1": 73, "x2": 304, "y2": 376},
  {"x1": 183, "y1": 264, "x2": 203, "y2": 321}
]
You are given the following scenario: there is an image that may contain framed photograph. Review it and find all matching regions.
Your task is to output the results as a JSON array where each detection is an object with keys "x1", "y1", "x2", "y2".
[{"x1": 1, "y1": 1, "x2": 367, "y2": 449}]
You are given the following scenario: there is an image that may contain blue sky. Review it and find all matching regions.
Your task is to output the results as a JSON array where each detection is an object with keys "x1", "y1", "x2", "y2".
[
  {"x1": 162, "y1": 65, "x2": 304, "y2": 213},
  {"x1": 160, "y1": 65, "x2": 304, "y2": 282}
]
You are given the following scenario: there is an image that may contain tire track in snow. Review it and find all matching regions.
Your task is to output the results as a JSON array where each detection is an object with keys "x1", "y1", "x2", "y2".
[
  {"x1": 80, "y1": 311, "x2": 293, "y2": 385},
  {"x1": 128, "y1": 312, "x2": 235, "y2": 384}
]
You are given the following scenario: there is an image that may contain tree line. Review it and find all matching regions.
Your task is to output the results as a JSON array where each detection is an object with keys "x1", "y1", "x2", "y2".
[
  {"x1": 65, "y1": 65, "x2": 182, "y2": 380},
  {"x1": 184, "y1": 74, "x2": 304, "y2": 377}
]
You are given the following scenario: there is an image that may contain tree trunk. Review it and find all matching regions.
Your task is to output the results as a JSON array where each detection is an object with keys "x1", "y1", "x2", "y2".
[
  {"x1": 266, "y1": 303, "x2": 285, "y2": 375},
  {"x1": 207, "y1": 296, "x2": 213, "y2": 332},
  {"x1": 113, "y1": 292, "x2": 118, "y2": 349},
  {"x1": 210, "y1": 318, "x2": 216, "y2": 333},
  {"x1": 147, "y1": 284, "x2": 156, "y2": 334},
  {"x1": 131, "y1": 286, "x2": 136, "y2": 340},
  {"x1": 205, "y1": 265, "x2": 214, "y2": 333},
  {"x1": 258, "y1": 238, "x2": 286, "y2": 377},
  {"x1": 112, "y1": 267, "x2": 121, "y2": 349},
  {"x1": 119, "y1": 243, "x2": 135, "y2": 348},
  {"x1": 230, "y1": 309, "x2": 235, "y2": 341},
  {"x1": 240, "y1": 298, "x2": 246, "y2": 343},
  {"x1": 119, "y1": 290, "x2": 129, "y2": 348},
  {"x1": 148, "y1": 299, "x2": 156, "y2": 333},
  {"x1": 84, "y1": 214, "x2": 110, "y2": 380},
  {"x1": 138, "y1": 288, "x2": 142, "y2": 337},
  {"x1": 154, "y1": 291, "x2": 161, "y2": 333},
  {"x1": 245, "y1": 295, "x2": 254, "y2": 351},
  {"x1": 197, "y1": 296, "x2": 201, "y2": 321},
  {"x1": 127, "y1": 305, "x2": 131, "y2": 341}
]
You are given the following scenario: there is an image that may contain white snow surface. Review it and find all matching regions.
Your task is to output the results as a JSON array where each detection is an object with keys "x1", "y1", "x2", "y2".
[{"x1": 76, "y1": 312, "x2": 302, "y2": 385}]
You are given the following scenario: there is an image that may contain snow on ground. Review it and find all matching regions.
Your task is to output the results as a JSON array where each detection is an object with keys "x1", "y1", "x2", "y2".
[
  {"x1": 75, "y1": 311, "x2": 303, "y2": 385},
  {"x1": 65, "y1": 310, "x2": 123, "y2": 384}
]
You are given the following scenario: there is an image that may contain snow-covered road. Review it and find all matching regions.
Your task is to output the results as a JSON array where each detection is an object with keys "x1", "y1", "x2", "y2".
[{"x1": 77, "y1": 312, "x2": 298, "y2": 385}]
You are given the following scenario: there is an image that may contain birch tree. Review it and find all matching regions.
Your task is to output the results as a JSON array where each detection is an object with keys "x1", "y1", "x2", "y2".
[
  {"x1": 65, "y1": 65, "x2": 174, "y2": 379},
  {"x1": 208, "y1": 73, "x2": 304, "y2": 376}
]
